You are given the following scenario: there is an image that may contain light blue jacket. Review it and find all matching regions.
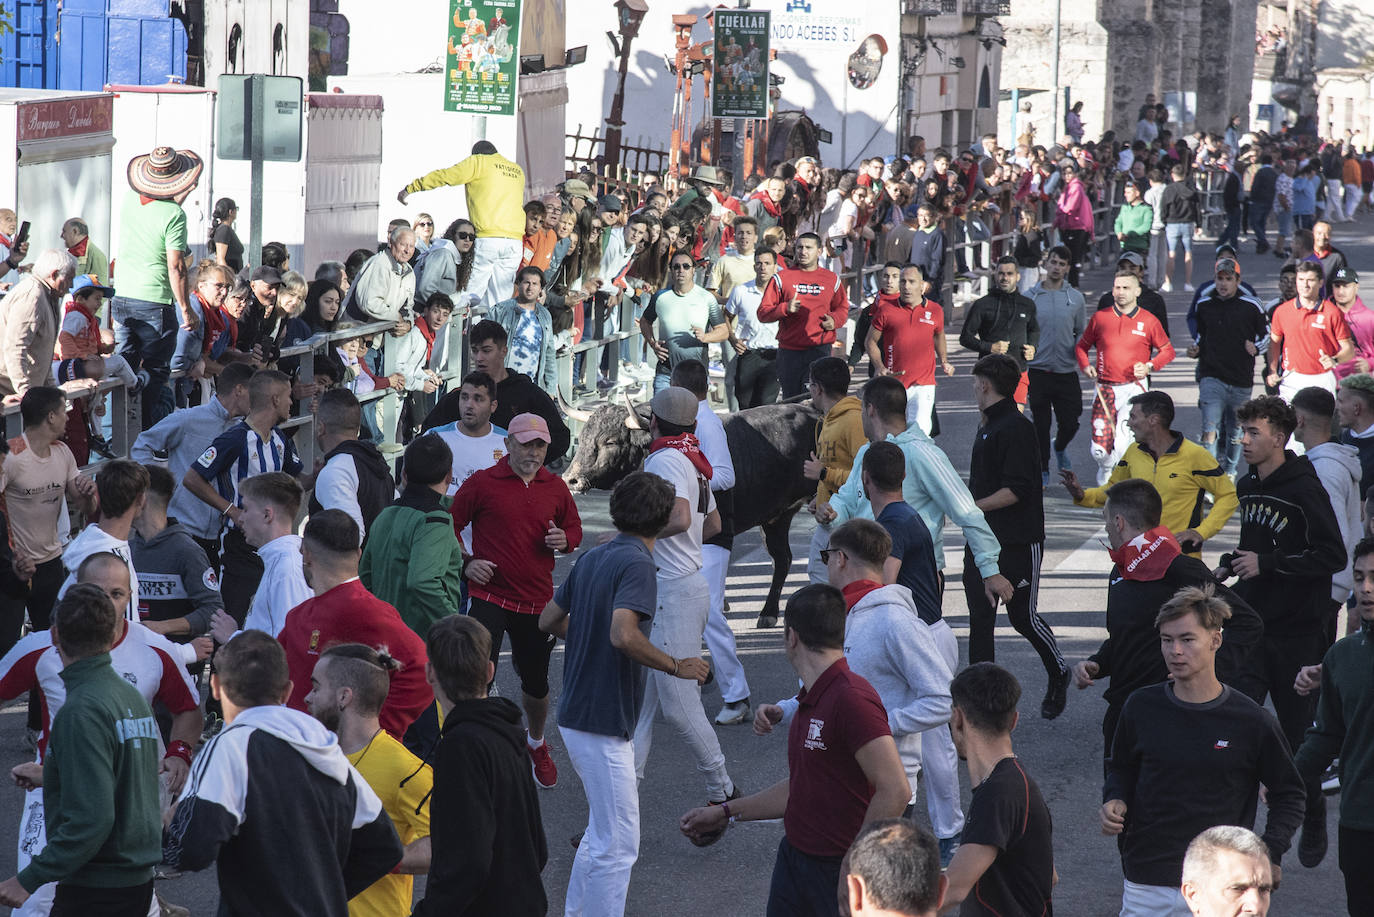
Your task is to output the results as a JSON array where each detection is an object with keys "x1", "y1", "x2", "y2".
[
  {"x1": 485, "y1": 298, "x2": 558, "y2": 394},
  {"x1": 826, "y1": 423, "x2": 1002, "y2": 578}
]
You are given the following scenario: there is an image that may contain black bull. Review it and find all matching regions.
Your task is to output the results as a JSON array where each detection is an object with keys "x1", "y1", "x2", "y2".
[{"x1": 562, "y1": 399, "x2": 821, "y2": 626}]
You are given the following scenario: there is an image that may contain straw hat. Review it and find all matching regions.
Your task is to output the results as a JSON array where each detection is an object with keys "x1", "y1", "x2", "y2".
[{"x1": 127, "y1": 146, "x2": 204, "y2": 201}]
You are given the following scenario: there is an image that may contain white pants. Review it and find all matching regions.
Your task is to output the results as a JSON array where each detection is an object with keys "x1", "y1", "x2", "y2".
[
  {"x1": 703, "y1": 544, "x2": 750, "y2": 704},
  {"x1": 561, "y1": 726, "x2": 639, "y2": 917},
  {"x1": 1279, "y1": 369, "x2": 1336, "y2": 402},
  {"x1": 906, "y1": 383, "x2": 936, "y2": 435},
  {"x1": 807, "y1": 524, "x2": 831, "y2": 585},
  {"x1": 1091, "y1": 380, "x2": 1148, "y2": 484},
  {"x1": 14, "y1": 787, "x2": 160, "y2": 917},
  {"x1": 633, "y1": 570, "x2": 731, "y2": 799},
  {"x1": 1120, "y1": 880, "x2": 1190, "y2": 917},
  {"x1": 921, "y1": 619, "x2": 965, "y2": 840},
  {"x1": 1325, "y1": 179, "x2": 1347, "y2": 220},
  {"x1": 468, "y1": 236, "x2": 522, "y2": 308},
  {"x1": 1345, "y1": 183, "x2": 1363, "y2": 221}
]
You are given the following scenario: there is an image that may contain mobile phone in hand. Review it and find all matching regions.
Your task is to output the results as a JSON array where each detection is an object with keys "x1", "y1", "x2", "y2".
[{"x1": 14, "y1": 221, "x2": 29, "y2": 246}]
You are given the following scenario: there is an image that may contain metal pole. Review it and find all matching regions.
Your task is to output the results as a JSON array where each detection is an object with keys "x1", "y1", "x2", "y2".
[
  {"x1": 1051, "y1": 0, "x2": 1062, "y2": 144},
  {"x1": 248, "y1": 74, "x2": 264, "y2": 271},
  {"x1": 732, "y1": 0, "x2": 749, "y2": 193}
]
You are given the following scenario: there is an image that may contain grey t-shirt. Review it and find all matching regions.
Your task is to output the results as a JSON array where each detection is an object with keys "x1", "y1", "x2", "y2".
[{"x1": 643, "y1": 285, "x2": 724, "y2": 370}]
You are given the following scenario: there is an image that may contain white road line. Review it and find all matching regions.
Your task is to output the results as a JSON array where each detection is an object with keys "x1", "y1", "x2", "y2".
[{"x1": 1052, "y1": 527, "x2": 1112, "y2": 574}]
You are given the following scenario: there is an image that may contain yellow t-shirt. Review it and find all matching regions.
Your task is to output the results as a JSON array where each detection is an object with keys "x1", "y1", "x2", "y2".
[
  {"x1": 404, "y1": 153, "x2": 526, "y2": 240},
  {"x1": 347, "y1": 731, "x2": 433, "y2": 917}
]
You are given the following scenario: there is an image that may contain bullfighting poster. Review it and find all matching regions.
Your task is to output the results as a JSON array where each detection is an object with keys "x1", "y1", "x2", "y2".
[
  {"x1": 445, "y1": 0, "x2": 522, "y2": 116},
  {"x1": 712, "y1": 9, "x2": 770, "y2": 120}
]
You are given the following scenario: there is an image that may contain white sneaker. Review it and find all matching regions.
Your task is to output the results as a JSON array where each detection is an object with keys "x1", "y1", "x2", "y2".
[
  {"x1": 714, "y1": 699, "x2": 751, "y2": 726},
  {"x1": 1183, "y1": 283, "x2": 1195, "y2": 292},
  {"x1": 1160, "y1": 281, "x2": 1174, "y2": 293}
]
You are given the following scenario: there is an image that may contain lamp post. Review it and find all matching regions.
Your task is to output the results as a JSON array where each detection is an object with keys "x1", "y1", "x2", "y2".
[{"x1": 605, "y1": 0, "x2": 650, "y2": 174}]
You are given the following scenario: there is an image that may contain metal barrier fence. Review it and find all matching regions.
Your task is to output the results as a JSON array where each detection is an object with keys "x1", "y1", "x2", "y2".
[
  {"x1": 18, "y1": 167, "x2": 1229, "y2": 468},
  {"x1": 0, "y1": 317, "x2": 471, "y2": 474}
]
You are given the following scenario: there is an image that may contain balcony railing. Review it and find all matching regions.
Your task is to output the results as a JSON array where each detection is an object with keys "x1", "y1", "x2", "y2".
[
  {"x1": 904, "y1": 0, "x2": 959, "y2": 15},
  {"x1": 966, "y1": 0, "x2": 1010, "y2": 16}
]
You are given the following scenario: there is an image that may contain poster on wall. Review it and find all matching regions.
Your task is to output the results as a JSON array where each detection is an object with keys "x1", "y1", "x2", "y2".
[
  {"x1": 444, "y1": 0, "x2": 522, "y2": 116},
  {"x1": 712, "y1": 9, "x2": 770, "y2": 120}
]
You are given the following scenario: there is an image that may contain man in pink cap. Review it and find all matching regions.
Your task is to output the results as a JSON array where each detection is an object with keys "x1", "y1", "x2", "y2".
[{"x1": 450, "y1": 412, "x2": 583, "y2": 788}]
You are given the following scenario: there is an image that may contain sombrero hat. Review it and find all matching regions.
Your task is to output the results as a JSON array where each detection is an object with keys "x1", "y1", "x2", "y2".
[{"x1": 127, "y1": 146, "x2": 204, "y2": 201}]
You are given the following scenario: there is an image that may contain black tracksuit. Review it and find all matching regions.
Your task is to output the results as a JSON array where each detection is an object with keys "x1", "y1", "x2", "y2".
[
  {"x1": 1090, "y1": 554, "x2": 1264, "y2": 760},
  {"x1": 413, "y1": 697, "x2": 548, "y2": 917},
  {"x1": 959, "y1": 290, "x2": 1040, "y2": 372},
  {"x1": 1222, "y1": 453, "x2": 1347, "y2": 766},
  {"x1": 963, "y1": 398, "x2": 1064, "y2": 678},
  {"x1": 1193, "y1": 293, "x2": 1268, "y2": 387}
]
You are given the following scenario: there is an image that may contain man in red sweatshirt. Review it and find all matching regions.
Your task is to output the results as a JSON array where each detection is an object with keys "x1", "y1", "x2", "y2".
[
  {"x1": 280, "y1": 509, "x2": 433, "y2": 740},
  {"x1": 449, "y1": 413, "x2": 583, "y2": 788},
  {"x1": 757, "y1": 232, "x2": 850, "y2": 398},
  {"x1": 1076, "y1": 270, "x2": 1176, "y2": 485}
]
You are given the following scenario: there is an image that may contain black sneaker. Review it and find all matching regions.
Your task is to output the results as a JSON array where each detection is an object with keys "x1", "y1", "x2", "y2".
[
  {"x1": 1298, "y1": 795, "x2": 1328, "y2": 867},
  {"x1": 689, "y1": 784, "x2": 743, "y2": 848},
  {"x1": 88, "y1": 433, "x2": 117, "y2": 461},
  {"x1": 1041, "y1": 668, "x2": 1070, "y2": 720}
]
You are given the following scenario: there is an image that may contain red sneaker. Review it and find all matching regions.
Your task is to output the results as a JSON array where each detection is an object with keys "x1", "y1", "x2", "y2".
[{"x1": 529, "y1": 740, "x2": 558, "y2": 789}]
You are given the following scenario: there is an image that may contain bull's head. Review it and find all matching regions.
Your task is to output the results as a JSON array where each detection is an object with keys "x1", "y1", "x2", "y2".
[{"x1": 560, "y1": 393, "x2": 654, "y2": 492}]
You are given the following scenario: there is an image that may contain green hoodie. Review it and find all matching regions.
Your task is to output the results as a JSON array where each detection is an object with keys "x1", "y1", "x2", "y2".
[
  {"x1": 1295, "y1": 621, "x2": 1374, "y2": 830},
  {"x1": 1113, "y1": 200, "x2": 1154, "y2": 253},
  {"x1": 360, "y1": 485, "x2": 465, "y2": 636},
  {"x1": 18, "y1": 652, "x2": 161, "y2": 892}
]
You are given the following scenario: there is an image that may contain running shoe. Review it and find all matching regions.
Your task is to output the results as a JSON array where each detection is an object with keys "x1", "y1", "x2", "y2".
[
  {"x1": 715, "y1": 699, "x2": 751, "y2": 726},
  {"x1": 1041, "y1": 668, "x2": 1070, "y2": 720},
  {"x1": 529, "y1": 739, "x2": 558, "y2": 789}
]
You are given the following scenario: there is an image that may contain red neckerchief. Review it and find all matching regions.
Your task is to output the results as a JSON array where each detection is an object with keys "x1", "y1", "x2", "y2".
[
  {"x1": 63, "y1": 299, "x2": 97, "y2": 327},
  {"x1": 750, "y1": 191, "x2": 781, "y2": 218},
  {"x1": 611, "y1": 256, "x2": 635, "y2": 290},
  {"x1": 139, "y1": 194, "x2": 160, "y2": 205},
  {"x1": 197, "y1": 293, "x2": 227, "y2": 354},
  {"x1": 1314, "y1": 247, "x2": 1333, "y2": 261},
  {"x1": 842, "y1": 579, "x2": 883, "y2": 611},
  {"x1": 794, "y1": 176, "x2": 812, "y2": 192},
  {"x1": 0, "y1": 232, "x2": 10, "y2": 248},
  {"x1": 1107, "y1": 525, "x2": 1182, "y2": 582},
  {"x1": 415, "y1": 314, "x2": 436, "y2": 362},
  {"x1": 648, "y1": 433, "x2": 713, "y2": 480},
  {"x1": 215, "y1": 306, "x2": 238, "y2": 348},
  {"x1": 67, "y1": 237, "x2": 89, "y2": 258}
]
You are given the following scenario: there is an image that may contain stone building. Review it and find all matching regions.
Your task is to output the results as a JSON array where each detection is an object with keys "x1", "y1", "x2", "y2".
[
  {"x1": 998, "y1": 0, "x2": 1260, "y2": 145},
  {"x1": 1313, "y1": 0, "x2": 1374, "y2": 140}
]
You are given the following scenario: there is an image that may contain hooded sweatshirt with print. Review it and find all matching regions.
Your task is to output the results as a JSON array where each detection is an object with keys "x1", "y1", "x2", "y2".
[
  {"x1": 1305, "y1": 440, "x2": 1363, "y2": 602},
  {"x1": 1221, "y1": 452, "x2": 1348, "y2": 636},
  {"x1": 814, "y1": 395, "x2": 867, "y2": 503},
  {"x1": 163, "y1": 704, "x2": 402, "y2": 917}
]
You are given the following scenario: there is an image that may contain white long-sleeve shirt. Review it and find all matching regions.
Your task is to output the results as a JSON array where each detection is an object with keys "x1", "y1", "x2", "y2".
[
  {"x1": 694, "y1": 398, "x2": 735, "y2": 492},
  {"x1": 242, "y1": 535, "x2": 311, "y2": 637}
]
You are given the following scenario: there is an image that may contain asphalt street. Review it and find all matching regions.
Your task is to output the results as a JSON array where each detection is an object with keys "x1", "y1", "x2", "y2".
[{"x1": 2, "y1": 215, "x2": 1371, "y2": 915}]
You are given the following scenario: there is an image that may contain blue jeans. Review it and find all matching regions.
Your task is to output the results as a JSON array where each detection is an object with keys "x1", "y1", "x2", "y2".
[
  {"x1": 1276, "y1": 209, "x2": 1293, "y2": 239},
  {"x1": 652, "y1": 369, "x2": 672, "y2": 394},
  {"x1": 1249, "y1": 203, "x2": 1272, "y2": 250},
  {"x1": 112, "y1": 296, "x2": 177, "y2": 428},
  {"x1": 1164, "y1": 222, "x2": 1193, "y2": 256},
  {"x1": 1199, "y1": 376, "x2": 1251, "y2": 476}
]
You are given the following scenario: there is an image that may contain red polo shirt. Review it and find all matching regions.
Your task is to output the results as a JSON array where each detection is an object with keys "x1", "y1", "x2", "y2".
[
  {"x1": 280, "y1": 578, "x2": 433, "y2": 739},
  {"x1": 871, "y1": 297, "x2": 945, "y2": 385},
  {"x1": 449, "y1": 456, "x2": 583, "y2": 614},
  {"x1": 1269, "y1": 297, "x2": 1352, "y2": 375},
  {"x1": 1076, "y1": 305, "x2": 1175, "y2": 384},
  {"x1": 785, "y1": 657, "x2": 892, "y2": 858}
]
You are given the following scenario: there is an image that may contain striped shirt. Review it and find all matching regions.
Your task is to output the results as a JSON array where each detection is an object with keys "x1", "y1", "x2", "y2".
[{"x1": 190, "y1": 420, "x2": 303, "y2": 527}]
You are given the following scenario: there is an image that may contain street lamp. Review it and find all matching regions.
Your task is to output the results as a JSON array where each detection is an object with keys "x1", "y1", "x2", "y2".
[{"x1": 604, "y1": 0, "x2": 650, "y2": 173}]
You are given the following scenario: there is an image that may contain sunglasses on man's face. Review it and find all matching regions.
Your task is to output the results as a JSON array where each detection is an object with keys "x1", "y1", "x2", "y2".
[
  {"x1": 818, "y1": 548, "x2": 846, "y2": 565},
  {"x1": 416, "y1": 221, "x2": 433, "y2": 228},
  {"x1": 671, "y1": 263, "x2": 694, "y2": 271},
  {"x1": 455, "y1": 232, "x2": 476, "y2": 241}
]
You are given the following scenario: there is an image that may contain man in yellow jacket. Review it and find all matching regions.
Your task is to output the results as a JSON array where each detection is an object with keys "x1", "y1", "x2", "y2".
[
  {"x1": 804, "y1": 356, "x2": 868, "y2": 583},
  {"x1": 398, "y1": 141, "x2": 525, "y2": 309},
  {"x1": 1062, "y1": 390, "x2": 1237, "y2": 555}
]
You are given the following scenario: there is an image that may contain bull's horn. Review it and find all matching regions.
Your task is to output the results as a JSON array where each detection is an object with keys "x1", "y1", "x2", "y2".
[
  {"x1": 557, "y1": 389, "x2": 593, "y2": 423},
  {"x1": 623, "y1": 390, "x2": 644, "y2": 430}
]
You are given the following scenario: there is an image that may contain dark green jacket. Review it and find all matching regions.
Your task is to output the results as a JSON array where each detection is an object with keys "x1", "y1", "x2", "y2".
[
  {"x1": 1296, "y1": 619, "x2": 1374, "y2": 830},
  {"x1": 360, "y1": 485, "x2": 464, "y2": 636},
  {"x1": 18, "y1": 653, "x2": 161, "y2": 892}
]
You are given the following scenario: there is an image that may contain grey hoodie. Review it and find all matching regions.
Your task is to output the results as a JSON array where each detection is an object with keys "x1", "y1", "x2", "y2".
[
  {"x1": 779, "y1": 583, "x2": 954, "y2": 796},
  {"x1": 1307, "y1": 440, "x2": 1363, "y2": 601}
]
